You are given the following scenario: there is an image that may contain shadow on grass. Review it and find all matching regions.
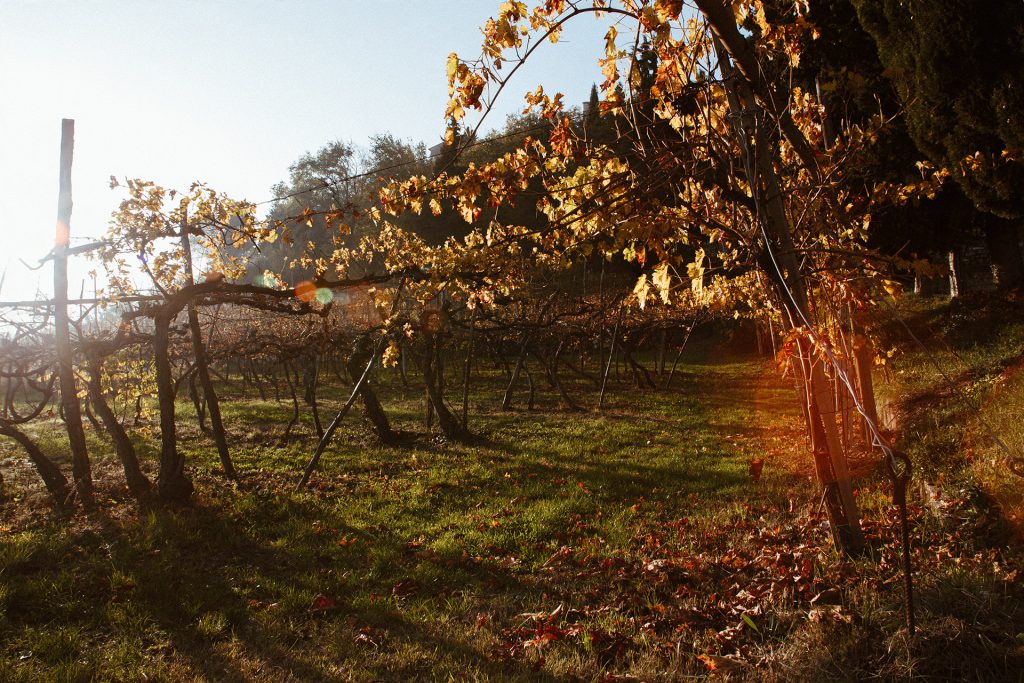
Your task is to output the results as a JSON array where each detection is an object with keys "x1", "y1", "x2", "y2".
[{"x1": 3, "y1": 489, "x2": 565, "y2": 680}]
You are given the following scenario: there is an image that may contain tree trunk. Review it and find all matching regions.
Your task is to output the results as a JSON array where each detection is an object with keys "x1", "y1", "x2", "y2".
[
  {"x1": 461, "y1": 309, "x2": 476, "y2": 428},
  {"x1": 656, "y1": 328, "x2": 667, "y2": 377},
  {"x1": 180, "y1": 216, "x2": 236, "y2": 480},
  {"x1": 398, "y1": 343, "x2": 410, "y2": 388},
  {"x1": 420, "y1": 339, "x2": 470, "y2": 441},
  {"x1": 302, "y1": 353, "x2": 324, "y2": 439},
  {"x1": 523, "y1": 359, "x2": 536, "y2": 410},
  {"x1": 599, "y1": 304, "x2": 624, "y2": 409},
  {"x1": 948, "y1": 249, "x2": 961, "y2": 299},
  {"x1": 188, "y1": 374, "x2": 207, "y2": 433},
  {"x1": 551, "y1": 340, "x2": 582, "y2": 410},
  {"x1": 281, "y1": 361, "x2": 300, "y2": 443},
  {"x1": 852, "y1": 336, "x2": 880, "y2": 443},
  {"x1": 502, "y1": 334, "x2": 530, "y2": 410}
]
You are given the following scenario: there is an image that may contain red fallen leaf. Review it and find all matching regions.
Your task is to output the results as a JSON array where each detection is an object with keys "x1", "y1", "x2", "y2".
[
  {"x1": 523, "y1": 624, "x2": 565, "y2": 649},
  {"x1": 697, "y1": 654, "x2": 718, "y2": 671},
  {"x1": 353, "y1": 625, "x2": 382, "y2": 647},
  {"x1": 587, "y1": 627, "x2": 633, "y2": 665},
  {"x1": 309, "y1": 593, "x2": 337, "y2": 613},
  {"x1": 392, "y1": 579, "x2": 420, "y2": 598},
  {"x1": 810, "y1": 588, "x2": 842, "y2": 605},
  {"x1": 749, "y1": 458, "x2": 764, "y2": 482},
  {"x1": 698, "y1": 654, "x2": 749, "y2": 673}
]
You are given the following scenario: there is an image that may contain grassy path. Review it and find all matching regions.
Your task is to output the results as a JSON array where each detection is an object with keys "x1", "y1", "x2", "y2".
[{"x1": 1, "y1": 355, "x2": 1021, "y2": 680}]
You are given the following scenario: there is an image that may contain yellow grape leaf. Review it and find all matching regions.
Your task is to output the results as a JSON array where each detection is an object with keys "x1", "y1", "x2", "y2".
[
  {"x1": 688, "y1": 249, "x2": 704, "y2": 294},
  {"x1": 446, "y1": 53, "x2": 459, "y2": 89},
  {"x1": 652, "y1": 261, "x2": 671, "y2": 304},
  {"x1": 633, "y1": 274, "x2": 651, "y2": 310},
  {"x1": 687, "y1": 248, "x2": 705, "y2": 280},
  {"x1": 382, "y1": 341, "x2": 400, "y2": 368},
  {"x1": 655, "y1": 0, "x2": 683, "y2": 22}
]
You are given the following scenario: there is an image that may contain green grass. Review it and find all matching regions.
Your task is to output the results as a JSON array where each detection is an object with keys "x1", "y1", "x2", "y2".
[
  {"x1": 1, "y1": 340, "x2": 1023, "y2": 680},
  {"x1": 874, "y1": 293, "x2": 1024, "y2": 533}
]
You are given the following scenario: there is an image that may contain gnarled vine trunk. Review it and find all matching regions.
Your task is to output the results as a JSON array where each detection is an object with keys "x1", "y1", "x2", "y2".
[
  {"x1": 85, "y1": 351, "x2": 150, "y2": 497},
  {"x1": 0, "y1": 422, "x2": 70, "y2": 507},
  {"x1": 346, "y1": 334, "x2": 398, "y2": 444},
  {"x1": 709, "y1": 26, "x2": 865, "y2": 554},
  {"x1": 155, "y1": 313, "x2": 193, "y2": 503}
]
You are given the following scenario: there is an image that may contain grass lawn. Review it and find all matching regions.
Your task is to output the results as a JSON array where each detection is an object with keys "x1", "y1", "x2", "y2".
[{"x1": 1, "y1": 338, "x2": 1023, "y2": 680}]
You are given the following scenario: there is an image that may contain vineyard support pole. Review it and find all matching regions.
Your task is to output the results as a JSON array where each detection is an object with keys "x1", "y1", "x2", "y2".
[
  {"x1": 598, "y1": 302, "x2": 624, "y2": 410},
  {"x1": 54, "y1": 118, "x2": 93, "y2": 505},
  {"x1": 461, "y1": 307, "x2": 476, "y2": 428}
]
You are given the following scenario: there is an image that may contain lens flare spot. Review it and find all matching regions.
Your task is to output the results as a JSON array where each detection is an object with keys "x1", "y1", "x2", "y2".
[
  {"x1": 295, "y1": 281, "x2": 317, "y2": 302},
  {"x1": 315, "y1": 288, "x2": 334, "y2": 304},
  {"x1": 55, "y1": 221, "x2": 70, "y2": 247}
]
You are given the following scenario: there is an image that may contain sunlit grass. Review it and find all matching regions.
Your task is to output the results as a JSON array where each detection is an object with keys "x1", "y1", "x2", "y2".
[
  {"x1": 1, "y1": 330, "x2": 1022, "y2": 680},
  {"x1": 875, "y1": 294, "x2": 1024, "y2": 533},
  {"x1": 0, "y1": 355, "x2": 812, "y2": 680}
]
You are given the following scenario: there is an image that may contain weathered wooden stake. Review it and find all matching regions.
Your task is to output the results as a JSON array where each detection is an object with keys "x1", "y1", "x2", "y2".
[
  {"x1": 54, "y1": 118, "x2": 92, "y2": 505},
  {"x1": 461, "y1": 307, "x2": 476, "y2": 428}
]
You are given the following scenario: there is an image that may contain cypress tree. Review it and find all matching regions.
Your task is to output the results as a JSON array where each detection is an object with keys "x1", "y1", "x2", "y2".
[{"x1": 852, "y1": 0, "x2": 1024, "y2": 288}]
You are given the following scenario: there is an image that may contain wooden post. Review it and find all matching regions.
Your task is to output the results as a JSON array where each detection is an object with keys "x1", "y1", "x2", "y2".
[
  {"x1": 54, "y1": 119, "x2": 92, "y2": 505},
  {"x1": 664, "y1": 319, "x2": 697, "y2": 389},
  {"x1": 852, "y1": 335, "x2": 880, "y2": 442},
  {"x1": 299, "y1": 279, "x2": 407, "y2": 488},
  {"x1": 948, "y1": 249, "x2": 960, "y2": 299},
  {"x1": 461, "y1": 307, "x2": 476, "y2": 428}
]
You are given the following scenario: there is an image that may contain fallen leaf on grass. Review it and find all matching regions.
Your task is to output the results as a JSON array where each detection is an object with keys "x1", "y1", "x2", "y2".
[
  {"x1": 392, "y1": 579, "x2": 420, "y2": 598},
  {"x1": 309, "y1": 593, "x2": 338, "y2": 614},
  {"x1": 353, "y1": 625, "x2": 383, "y2": 647},
  {"x1": 808, "y1": 604, "x2": 853, "y2": 624}
]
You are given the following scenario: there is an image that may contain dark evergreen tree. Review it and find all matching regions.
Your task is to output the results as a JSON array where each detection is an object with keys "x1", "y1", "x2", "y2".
[{"x1": 852, "y1": 0, "x2": 1024, "y2": 288}]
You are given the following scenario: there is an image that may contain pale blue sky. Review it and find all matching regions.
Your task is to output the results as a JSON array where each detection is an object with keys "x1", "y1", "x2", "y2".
[{"x1": 0, "y1": 0, "x2": 615, "y2": 300}]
